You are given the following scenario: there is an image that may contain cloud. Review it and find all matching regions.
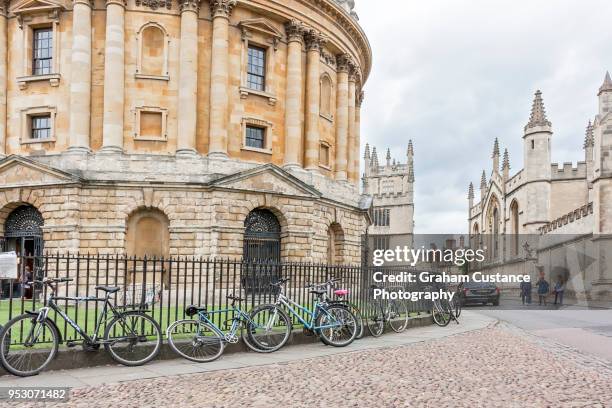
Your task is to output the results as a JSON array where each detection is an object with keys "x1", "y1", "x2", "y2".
[{"x1": 357, "y1": 0, "x2": 612, "y2": 233}]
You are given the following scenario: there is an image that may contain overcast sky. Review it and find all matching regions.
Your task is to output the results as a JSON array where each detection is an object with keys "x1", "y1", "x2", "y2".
[{"x1": 356, "y1": 0, "x2": 612, "y2": 233}]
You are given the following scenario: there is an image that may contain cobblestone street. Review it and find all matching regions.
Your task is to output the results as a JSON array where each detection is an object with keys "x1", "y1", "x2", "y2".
[{"x1": 12, "y1": 319, "x2": 612, "y2": 408}]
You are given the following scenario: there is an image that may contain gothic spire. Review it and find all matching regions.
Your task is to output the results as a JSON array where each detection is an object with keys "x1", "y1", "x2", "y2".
[
  {"x1": 364, "y1": 143, "x2": 371, "y2": 159},
  {"x1": 492, "y1": 138, "x2": 500, "y2": 158},
  {"x1": 385, "y1": 148, "x2": 391, "y2": 166},
  {"x1": 371, "y1": 147, "x2": 379, "y2": 168},
  {"x1": 525, "y1": 90, "x2": 552, "y2": 131},
  {"x1": 407, "y1": 139, "x2": 414, "y2": 157},
  {"x1": 468, "y1": 182, "x2": 474, "y2": 200},
  {"x1": 480, "y1": 170, "x2": 487, "y2": 188},
  {"x1": 502, "y1": 148, "x2": 510, "y2": 170},
  {"x1": 584, "y1": 120, "x2": 594, "y2": 149},
  {"x1": 599, "y1": 71, "x2": 612, "y2": 95}
]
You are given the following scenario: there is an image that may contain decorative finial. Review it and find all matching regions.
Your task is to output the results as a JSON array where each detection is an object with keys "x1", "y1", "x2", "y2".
[
  {"x1": 481, "y1": 170, "x2": 487, "y2": 188},
  {"x1": 525, "y1": 90, "x2": 552, "y2": 131},
  {"x1": 492, "y1": 138, "x2": 500, "y2": 158},
  {"x1": 584, "y1": 120, "x2": 594, "y2": 149},
  {"x1": 407, "y1": 140, "x2": 414, "y2": 157},
  {"x1": 386, "y1": 148, "x2": 391, "y2": 166},
  {"x1": 364, "y1": 143, "x2": 371, "y2": 159},
  {"x1": 468, "y1": 182, "x2": 474, "y2": 200},
  {"x1": 599, "y1": 71, "x2": 612, "y2": 95},
  {"x1": 502, "y1": 148, "x2": 510, "y2": 170},
  {"x1": 371, "y1": 147, "x2": 379, "y2": 168}
]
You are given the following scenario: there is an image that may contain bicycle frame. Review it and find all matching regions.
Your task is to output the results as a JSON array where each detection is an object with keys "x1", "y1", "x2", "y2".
[
  {"x1": 194, "y1": 306, "x2": 254, "y2": 341},
  {"x1": 275, "y1": 293, "x2": 340, "y2": 331}
]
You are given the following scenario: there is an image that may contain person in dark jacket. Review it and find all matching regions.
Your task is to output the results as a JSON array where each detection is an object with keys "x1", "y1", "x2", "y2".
[
  {"x1": 536, "y1": 275, "x2": 549, "y2": 306},
  {"x1": 520, "y1": 280, "x2": 532, "y2": 305},
  {"x1": 554, "y1": 277, "x2": 566, "y2": 305}
]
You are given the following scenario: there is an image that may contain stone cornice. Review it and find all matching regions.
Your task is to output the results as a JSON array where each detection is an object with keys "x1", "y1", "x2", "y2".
[
  {"x1": 284, "y1": 19, "x2": 306, "y2": 44},
  {"x1": 179, "y1": 0, "x2": 199, "y2": 12},
  {"x1": 304, "y1": 29, "x2": 327, "y2": 52},
  {"x1": 136, "y1": 0, "x2": 171, "y2": 10},
  {"x1": 209, "y1": 0, "x2": 236, "y2": 18}
]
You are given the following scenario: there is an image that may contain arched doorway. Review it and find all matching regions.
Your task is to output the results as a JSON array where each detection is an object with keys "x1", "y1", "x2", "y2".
[
  {"x1": 243, "y1": 209, "x2": 281, "y2": 262},
  {"x1": 2, "y1": 205, "x2": 44, "y2": 299},
  {"x1": 242, "y1": 209, "x2": 282, "y2": 295}
]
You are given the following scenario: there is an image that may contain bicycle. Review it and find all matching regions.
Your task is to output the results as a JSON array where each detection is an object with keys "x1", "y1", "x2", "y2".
[
  {"x1": 427, "y1": 283, "x2": 459, "y2": 327},
  {"x1": 0, "y1": 277, "x2": 162, "y2": 377},
  {"x1": 166, "y1": 294, "x2": 291, "y2": 362},
  {"x1": 249, "y1": 278, "x2": 359, "y2": 349},
  {"x1": 309, "y1": 277, "x2": 365, "y2": 340},
  {"x1": 367, "y1": 285, "x2": 410, "y2": 337}
]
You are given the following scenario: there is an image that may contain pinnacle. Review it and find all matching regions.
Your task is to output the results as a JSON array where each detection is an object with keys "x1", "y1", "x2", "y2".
[
  {"x1": 502, "y1": 148, "x2": 510, "y2": 169},
  {"x1": 480, "y1": 170, "x2": 487, "y2": 187},
  {"x1": 492, "y1": 138, "x2": 500, "y2": 158},
  {"x1": 525, "y1": 90, "x2": 552, "y2": 131},
  {"x1": 468, "y1": 182, "x2": 474, "y2": 200},
  {"x1": 584, "y1": 120, "x2": 594, "y2": 149},
  {"x1": 364, "y1": 143, "x2": 371, "y2": 159},
  {"x1": 599, "y1": 71, "x2": 612, "y2": 95},
  {"x1": 407, "y1": 140, "x2": 414, "y2": 157},
  {"x1": 386, "y1": 148, "x2": 391, "y2": 160},
  {"x1": 408, "y1": 162, "x2": 415, "y2": 183}
]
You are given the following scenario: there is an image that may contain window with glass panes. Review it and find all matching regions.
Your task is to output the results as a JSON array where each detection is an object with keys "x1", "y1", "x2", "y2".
[
  {"x1": 245, "y1": 126, "x2": 265, "y2": 149},
  {"x1": 33, "y1": 28, "x2": 53, "y2": 76},
  {"x1": 247, "y1": 45, "x2": 266, "y2": 91},
  {"x1": 31, "y1": 115, "x2": 51, "y2": 140}
]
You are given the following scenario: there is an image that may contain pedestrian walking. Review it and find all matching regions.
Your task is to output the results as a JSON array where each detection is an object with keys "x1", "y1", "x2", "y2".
[
  {"x1": 520, "y1": 280, "x2": 532, "y2": 305},
  {"x1": 554, "y1": 277, "x2": 565, "y2": 306},
  {"x1": 536, "y1": 275, "x2": 549, "y2": 306}
]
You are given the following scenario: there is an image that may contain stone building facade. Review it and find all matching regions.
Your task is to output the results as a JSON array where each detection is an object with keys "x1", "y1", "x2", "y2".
[
  {"x1": 0, "y1": 0, "x2": 371, "y2": 265},
  {"x1": 362, "y1": 141, "x2": 415, "y2": 253},
  {"x1": 467, "y1": 74, "x2": 612, "y2": 300}
]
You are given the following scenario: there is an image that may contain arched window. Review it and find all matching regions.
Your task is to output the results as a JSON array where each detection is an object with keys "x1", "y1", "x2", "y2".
[
  {"x1": 243, "y1": 209, "x2": 281, "y2": 262},
  {"x1": 126, "y1": 208, "x2": 170, "y2": 286},
  {"x1": 486, "y1": 195, "x2": 500, "y2": 261},
  {"x1": 510, "y1": 200, "x2": 519, "y2": 256},
  {"x1": 320, "y1": 74, "x2": 333, "y2": 118},
  {"x1": 327, "y1": 223, "x2": 344, "y2": 265},
  {"x1": 136, "y1": 23, "x2": 169, "y2": 79}
]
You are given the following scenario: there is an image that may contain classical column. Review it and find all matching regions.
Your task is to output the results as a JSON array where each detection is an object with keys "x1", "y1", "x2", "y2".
[
  {"x1": 0, "y1": 2, "x2": 7, "y2": 156},
  {"x1": 283, "y1": 20, "x2": 305, "y2": 169},
  {"x1": 334, "y1": 54, "x2": 351, "y2": 181},
  {"x1": 347, "y1": 67, "x2": 357, "y2": 182},
  {"x1": 67, "y1": 0, "x2": 93, "y2": 154},
  {"x1": 100, "y1": 0, "x2": 126, "y2": 154},
  {"x1": 207, "y1": 0, "x2": 236, "y2": 159},
  {"x1": 354, "y1": 90, "x2": 364, "y2": 183},
  {"x1": 176, "y1": 0, "x2": 202, "y2": 157},
  {"x1": 304, "y1": 30, "x2": 325, "y2": 171}
]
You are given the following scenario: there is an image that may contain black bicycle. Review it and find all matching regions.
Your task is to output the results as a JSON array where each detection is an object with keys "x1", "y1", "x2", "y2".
[{"x1": 0, "y1": 277, "x2": 162, "y2": 377}]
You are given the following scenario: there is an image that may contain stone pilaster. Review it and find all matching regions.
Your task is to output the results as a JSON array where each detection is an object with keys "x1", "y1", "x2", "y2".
[
  {"x1": 0, "y1": 2, "x2": 7, "y2": 157},
  {"x1": 67, "y1": 0, "x2": 93, "y2": 154},
  {"x1": 354, "y1": 90, "x2": 364, "y2": 184},
  {"x1": 347, "y1": 66, "x2": 357, "y2": 182},
  {"x1": 283, "y1": 20, "x2": 305, "y2": 169},
  {"x1": 207, "y1": 0, "x2": 236, "y2": 158},
  {"x1": 304, "y1": 30, "x2": 325, "y2": 171},
  {"x1": 334, "y1": 54, "x2": 351, "y2": 181},
  {"x1": 100, "y1": 0, "x2": 126, "y2": 154},
  {"x1": 176, "y1": 0, "x2": 202, "y2": 157}
]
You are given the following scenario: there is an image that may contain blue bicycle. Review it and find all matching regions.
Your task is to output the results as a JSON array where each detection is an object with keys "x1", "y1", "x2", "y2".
[
  {"x1": 166, "y1": 294, "x2": 291, "y2": 362},
  {"x1": 248, "y1": 278, "x2": 359, "y2": 349}
]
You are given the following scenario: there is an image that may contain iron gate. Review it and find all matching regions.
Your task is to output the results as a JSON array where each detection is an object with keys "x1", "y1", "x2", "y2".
[{"x1": 242, "y1": 209, "x2": 281, "y2": 294}]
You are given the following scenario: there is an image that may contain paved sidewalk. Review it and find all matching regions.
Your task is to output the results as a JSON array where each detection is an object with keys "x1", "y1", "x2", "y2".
[{"x1": 0, "y1": 311, "x2": 495, "y2": 389}]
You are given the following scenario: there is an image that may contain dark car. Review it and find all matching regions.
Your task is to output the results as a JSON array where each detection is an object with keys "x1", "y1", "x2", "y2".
[{"x1": 460, "y1": 281, "x2": 500, "y2": 306}]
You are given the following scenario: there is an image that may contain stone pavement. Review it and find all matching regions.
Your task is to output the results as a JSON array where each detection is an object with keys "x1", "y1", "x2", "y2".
[{"x1": 0, "y1": 311, "x2": 493, "y2": 390}]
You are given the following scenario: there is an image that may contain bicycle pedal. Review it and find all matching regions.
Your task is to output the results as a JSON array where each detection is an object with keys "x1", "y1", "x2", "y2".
[{"x1": 66, "y1": 341, "x2": 80, "y2": 348}]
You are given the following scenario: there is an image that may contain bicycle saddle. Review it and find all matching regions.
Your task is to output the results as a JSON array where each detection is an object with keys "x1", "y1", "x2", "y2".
[
  {"x1": 334, "y1": 289, "x2": 349, "y2": 296},
  {"x1": 185, "y1": 305, "x2": 207, "y2": 317},
  {"x1": 227, "y1": 295, "x2": 245, "y2": 302},
  {"x1": 95, "y1": 286, "x2": 120, "y2": 293}
]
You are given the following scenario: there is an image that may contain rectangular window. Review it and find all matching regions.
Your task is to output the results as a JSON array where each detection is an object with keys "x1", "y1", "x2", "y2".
[
  {"x1": 373, "y1": 209, "x2": 391, "y2": 227},
  {"x1": 246, "y1": 125, "x2": 265, "y2": 149},
  {"x1": 374, "y1": 235, "x2": 390, "y2": 251},
  {"x1": 320, "y1": 144, "x2": 330, "y2": 167},
  {"x1": 33, "y1": 28, "x2": 53, "y2": 76},
  {"x1": 31, "y1": 115, "x2": 51, "y2": 140},
  {"x1": 247, "y1": 45, "x2": 266, "y2": 91}
]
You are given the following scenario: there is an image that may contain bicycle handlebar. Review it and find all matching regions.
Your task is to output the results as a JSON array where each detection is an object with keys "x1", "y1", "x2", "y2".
[{"x1": 27, "y1": 277, "x2": 74, "y2": 285}]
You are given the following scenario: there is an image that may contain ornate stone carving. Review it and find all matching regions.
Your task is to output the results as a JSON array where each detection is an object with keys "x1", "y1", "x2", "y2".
[
  {"x1": 179, "y1": 0, "x2": 199, "y2": 12},
  {"x1": 320, "y1": 49, "x2": 337, "y2": 68},
  {"x1": 304, "y1": 29, "x2": 327, "y2": 52},
  {"x1": 0, "y1": 0, "x2": 8, "y2": 16},
  {"x1": 336, "y1": 54, "x2": 353, "y2": 73},
  {"x1": 136, "y1": 0, "x2": 172, "y2": 10},
  {"x1": 356, "y1": 90, "x2": 365, "y2": 107},
  {"x1": 284, "y1": 19, "x2": 306, "y2": 43},
  {"x1": 209, "y1": 0, "x2": 236, "y2": 18}
]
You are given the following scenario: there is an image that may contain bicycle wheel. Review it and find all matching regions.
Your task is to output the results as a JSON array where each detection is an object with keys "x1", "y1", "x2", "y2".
[
  {"x1": 104, "y1": 311, "x2": 162, "y2": 366},
  {"x1": 246, "y1": 305, "x2": 292, "y2": 353},
  {"x1": 367, "y1": 302, "x2": 385, "y2": 337},
  {"x1": 316, "y1": 305, "x2": 357, "y2": 347},
  {"x1": 0, "y1": 314, "x2": 59, "y2": 377},
  {"x1": 167, "y1": 320, "x2": 224, "y2": 363},
  {"x1": 454, "y1": 295, "x2": 462, "y2": 318},
  {"x1": 388, "y1": 300, "x2": 409, "y2": 333},
  {"x1": 350, "y1": 306, "x2": 365, "y2": 339},
  {"x1": 432, "y1": 300, "x2": 451, "y2": 327}
]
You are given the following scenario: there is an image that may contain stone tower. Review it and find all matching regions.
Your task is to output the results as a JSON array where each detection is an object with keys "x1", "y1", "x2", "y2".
[
  {"x1": 363, "y1": 142, "x2": 415, "y2": 251},
  {"x1": 522, "y1": 90, "x2": 552, "y2": 232}
]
